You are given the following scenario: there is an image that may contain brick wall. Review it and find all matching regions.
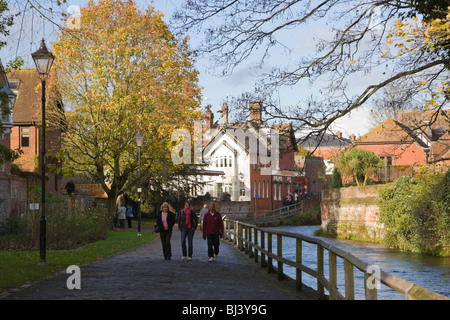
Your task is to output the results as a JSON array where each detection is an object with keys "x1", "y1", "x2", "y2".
[
  {"x1": 0, "y1": 172, "x2": 29, "y2": 222},
  {"x1": 320, "y1": 185, "x2": 384, "y2": 242}
]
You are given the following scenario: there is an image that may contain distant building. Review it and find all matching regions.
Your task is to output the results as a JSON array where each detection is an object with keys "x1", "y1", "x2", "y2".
[
  {"x1": 296, "y1": 130, "x2": 354, "y2": 195},
  {"x1": 196, "y1": 102, "x2": 299, "y2": 211},
  {"x1": 348, "y1": 110, "x2": 450, "y2": 181}
]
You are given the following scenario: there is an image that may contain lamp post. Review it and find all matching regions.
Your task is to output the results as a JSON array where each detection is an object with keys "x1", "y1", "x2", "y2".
[
  {"x1": 31, "y1": 39, "x2": 55, "y2": 265},
  {"x1": 135, "y1": 130, "x2": 144, "y2": 236}
]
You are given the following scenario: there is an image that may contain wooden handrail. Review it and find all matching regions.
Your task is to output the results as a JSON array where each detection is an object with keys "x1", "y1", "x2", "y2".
[{"x1": 223, "y1": 219, "x2": 449, "y2": 300}]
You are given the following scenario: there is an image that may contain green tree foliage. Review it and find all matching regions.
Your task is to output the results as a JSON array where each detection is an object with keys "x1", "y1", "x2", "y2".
[
  {"x1": 334, "y1": 148, "x2": 382, "y2": 186},
  {"x1": 331, "y1": 167, "x2": 343, "y2": 189},
  {"x1": 377, "y1": 170, "x2": 450, "y2": 256}
]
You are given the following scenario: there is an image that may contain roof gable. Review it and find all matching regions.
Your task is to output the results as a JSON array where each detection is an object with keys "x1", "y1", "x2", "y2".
[{"x1": 355, "y1": 119, "x2": 428, "y2": 147}]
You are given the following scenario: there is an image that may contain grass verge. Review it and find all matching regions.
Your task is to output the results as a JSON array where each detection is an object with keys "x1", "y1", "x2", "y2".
[{"x1": 0, "y1": 229, "x2": 158, "y2": 295}]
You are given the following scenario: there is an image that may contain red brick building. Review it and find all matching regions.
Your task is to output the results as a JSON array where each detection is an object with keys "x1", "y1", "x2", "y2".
[
  {"x1": 7, "y1": 69, "x2": 63, "y2": 196},
  {"x1": 1, "y1": 64, "x2": 29, "y2": 222},
  {"x1": 348, "y1": 110, "x2": 449, "y2": 180}
]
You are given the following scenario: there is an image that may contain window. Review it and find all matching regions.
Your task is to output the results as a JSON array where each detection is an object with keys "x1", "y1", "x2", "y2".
[
  {"x1": 240, "y1": 182, "x2": 245, "y2": 196},
  {"x1": 262, "y1": 181, "x2": 265, "y2": 199},
  {"x1": 278, "y1": 184, "x2": 282, "y2": 200},
  {"x1": 274, "y1": 184, "x2": 277, "y2": 200},
  {"x1": 20, "y1": 127, "x2": 30, "y2": 147},
  {"x1": 8, "y1": 79, "x2": 20, "y2": 91},
  {"x1": 258, "y1": 181, "x2": 261, "y2": 198}
]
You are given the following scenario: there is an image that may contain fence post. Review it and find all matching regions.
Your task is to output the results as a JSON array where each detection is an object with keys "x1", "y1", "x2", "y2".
[
  {"x1": 234, "y1": 221, "x2": 238, "y2": 245},
  {"x1": 223, "y1": 220, "x2": 228, "y2": 241},
  {"x1": 254, "y1": 227, "x2": 258, "y2": 263},
  {"x1": 277, "y1": 234, "x2": 284, "y2": 280},
  {"x1": 329, "y1": 251, "x2": 338, "y2": 300},
  {"x1": 364, "y1": 272, "x2": 378, "y2": 300},
  {"x1": 317, "y1": 244, "x2": 325, "y2": 300},
  {"x1": 296, "y1": 238, "x2": 302, "y2": 291},
  {"x1": 238, "y1": 223, "x2": 243, "y2": 251},
  {"x1": 261, "y1": 230, "x2": 266, "y2": 268},
  {"x1": 244, "y1": 226, "x2": 249, "y2": 254},
  {"x1": 267, "y1": 232, "x2": 273, "y2": 274},
  {"x1": 344, "y1": 258, "x2": 355, "y2": 300},
  {"x1": 248, "y1": 226, "x2": 253, "y2": 258}
]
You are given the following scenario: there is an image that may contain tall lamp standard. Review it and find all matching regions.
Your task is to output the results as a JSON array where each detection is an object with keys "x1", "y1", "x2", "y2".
[
  {"x1": 135, "y1": 130, "x2": 144, "y2": 236},
  {"x1": 31, "y1": 39, "x2": 55, "y2": 265}
]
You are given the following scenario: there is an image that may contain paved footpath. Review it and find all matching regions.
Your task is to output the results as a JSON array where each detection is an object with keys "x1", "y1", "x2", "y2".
[{"x1": 3, "y1": 229, "x2": 315, "y2": 300}]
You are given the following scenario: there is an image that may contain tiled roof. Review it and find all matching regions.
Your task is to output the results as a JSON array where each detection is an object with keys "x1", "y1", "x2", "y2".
[{"x1": 7, "y1": 69, "x2": 59, "y2": 124}]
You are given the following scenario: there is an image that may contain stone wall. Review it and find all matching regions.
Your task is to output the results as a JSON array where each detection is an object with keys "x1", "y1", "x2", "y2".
[{"x1": 320, "y1": 185, "x2": 384, "y2": 242}]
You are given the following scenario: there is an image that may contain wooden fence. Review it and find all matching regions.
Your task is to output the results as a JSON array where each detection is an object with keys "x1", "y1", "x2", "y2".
[
  {"x1": 223, "y1": 219, "x2": 449, "y2": 300},
  {"x1": 221, "y1": 201, "x2": 303, "y2": 222}
]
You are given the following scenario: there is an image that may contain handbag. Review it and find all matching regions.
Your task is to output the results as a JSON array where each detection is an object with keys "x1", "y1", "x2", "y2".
[{"x1": 153, "y1": 224, "x2": 160, "y2": 233}]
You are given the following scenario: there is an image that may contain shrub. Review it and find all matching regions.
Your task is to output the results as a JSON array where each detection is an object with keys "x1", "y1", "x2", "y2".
[
  {"x1": 377, "y1": 170, "x2": 449, "y2": 256},
  {"x1": 0, "y1": 197, "x2": 112, "y2": 250}
]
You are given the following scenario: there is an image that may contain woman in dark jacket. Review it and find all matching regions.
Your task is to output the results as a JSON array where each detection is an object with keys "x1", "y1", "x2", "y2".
[
  {"x1": 178, "y1": 201, "x2": 198, "y2": 260},
  {"x1": 156, "y1": 202, "x2": 176, "y2": 260}
]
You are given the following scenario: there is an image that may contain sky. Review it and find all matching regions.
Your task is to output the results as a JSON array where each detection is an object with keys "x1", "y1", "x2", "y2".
[{"x1": 2, "y1": 0, "x2": 372, "y2": 138}]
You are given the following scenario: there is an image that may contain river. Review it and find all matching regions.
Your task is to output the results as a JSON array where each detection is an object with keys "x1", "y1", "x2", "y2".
[{"x1": 268, "y1": 225, "x2": 449, "y2": 300}]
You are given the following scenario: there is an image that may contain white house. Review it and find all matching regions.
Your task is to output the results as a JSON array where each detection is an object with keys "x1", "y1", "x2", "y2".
[{"x1": 195, "y1": 102, "x2": 299, "y2": 211}]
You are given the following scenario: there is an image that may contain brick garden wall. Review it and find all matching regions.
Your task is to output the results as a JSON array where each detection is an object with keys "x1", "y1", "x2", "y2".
[{"x1": 320, "y1": 185, "x2": 385, "y2": 242}]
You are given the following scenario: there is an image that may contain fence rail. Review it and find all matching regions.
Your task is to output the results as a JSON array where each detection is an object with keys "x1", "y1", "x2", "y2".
[{"x1": 223, "y1": 219, "x2": 449, "y2": 300}]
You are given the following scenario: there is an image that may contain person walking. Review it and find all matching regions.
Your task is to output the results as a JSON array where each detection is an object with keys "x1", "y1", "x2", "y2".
[
  {"x1": 117, "y1": 204, "x2": 127, "y2": 229},
  {"x1": 199, "y1": 204, "x2": 208, "y2": 229},
  {"x1": 156, "y1": 202, "x2": 176, "y2": 260},
  {"x1": 178, "y1": 201, "x2": 198, "y2": 261},
  {"x1": 202, "y1": 202, "x2": 224, "y2": 262},
  {"x1": 126, "y1": 203, "x2": 134, "y2": 228}
]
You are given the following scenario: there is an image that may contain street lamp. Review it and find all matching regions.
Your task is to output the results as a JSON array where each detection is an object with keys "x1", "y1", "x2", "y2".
[
  {"x1": 135, "y1": 130, "x2": 144, "y2": 236},
  {"x1": 31, "y1": 39, "x2": 55, "y2": 265}
]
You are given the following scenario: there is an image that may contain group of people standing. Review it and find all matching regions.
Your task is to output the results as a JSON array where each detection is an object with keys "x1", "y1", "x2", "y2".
[{"x1": 156, "y1": 201, "x2": 224, "y2": 262}]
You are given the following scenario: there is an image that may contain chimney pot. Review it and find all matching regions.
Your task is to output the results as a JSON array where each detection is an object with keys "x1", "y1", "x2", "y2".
[
  {"x1": 222, "y1": 103, "x2": 228, "y2": 125},
  {"x1": 249, "y1": 102, "x2": 262, "y2": 124},
  {"x1": 206, "y1": 105, "x2": 214, "y2": 131}
]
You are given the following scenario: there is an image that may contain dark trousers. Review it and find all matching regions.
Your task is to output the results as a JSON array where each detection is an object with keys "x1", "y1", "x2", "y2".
[
  {"x1": 127, "y1": 217, "x2": 132, "y2": 228},
  {"x1": 181, "y1": 228, "x2": 195, "y2": 258},
  {"x1": 160, "y1": 230, "x2": 172, "y2": 259},
  {"x1": 207, "y1": 234, "x2": 220, "y2": 258}
]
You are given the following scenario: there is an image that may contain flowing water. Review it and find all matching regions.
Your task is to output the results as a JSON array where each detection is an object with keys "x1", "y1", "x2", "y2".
[{"x1": 267, "y1": 225, "x2": 450, "y2": 300}]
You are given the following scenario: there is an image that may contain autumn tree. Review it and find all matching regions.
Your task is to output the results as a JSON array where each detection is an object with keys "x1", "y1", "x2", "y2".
[
  {"x1": 50, "y1": 0, "x2": 203, "y2": 212},
  {"x1": 173, "y1": 0, "x2": 450, "y2": 141}
]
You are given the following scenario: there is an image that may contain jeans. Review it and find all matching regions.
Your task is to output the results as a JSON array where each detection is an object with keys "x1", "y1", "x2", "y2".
[
  {"x1": 206, "y1": 234, "x2": 220, "y2": 258},
  {"x1": 181, "y1": 228, "x2": 195, "y2": 258},
  {"x1": 160, "y1": 230, "x2": 172, "y2": 259}
]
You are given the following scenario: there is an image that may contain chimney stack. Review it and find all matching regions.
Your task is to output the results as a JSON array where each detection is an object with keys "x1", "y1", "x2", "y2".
[
  {"x1": 350, "y1": 133, "x2": 356, "y2": 141},
  {"x1": 336, "y1": 131, "x2": 342, "y2": 139},
  {"x1": 206, "y1": 105, "x2": 214, "y2": 131},
  {"x1": 221, "y1": 103, "x2": 228, "y2": 125},
  {"x1": 249, "y1": 102, "x2": 262, "y2": 124}
]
